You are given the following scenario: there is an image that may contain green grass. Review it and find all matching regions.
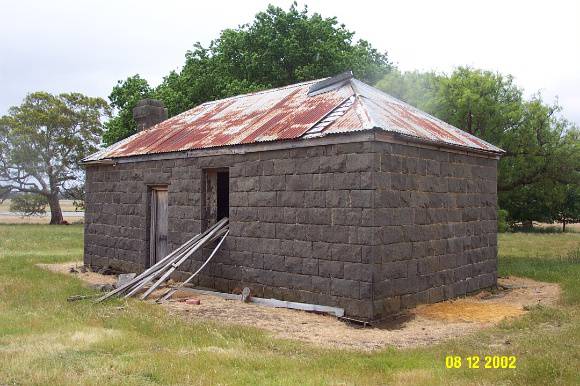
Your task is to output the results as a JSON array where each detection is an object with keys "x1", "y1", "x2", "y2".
[
  {"x1": 0, "y1": 225, "x2": 578, "y2": 385},
  {"x1": 498, "y1": 233, "x2": 580, "y2": 304}
]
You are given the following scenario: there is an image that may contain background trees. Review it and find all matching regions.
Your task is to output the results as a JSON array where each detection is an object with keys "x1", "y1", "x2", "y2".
[
  {"x1": 377, "y1": 68, "x2": 580, "y2": 229},
  {"x1": 0, "y1": 92, "x2": 109, "y2": 224},
  {"x1": 97, "y1": 3, "x2": 579, "y2": 230},
  {"x1": 9, "y1": 194, "x2": 48, "y2": 217},
  {"x1": 102, "y1": 3, "x2": 392, "y2": 146}
]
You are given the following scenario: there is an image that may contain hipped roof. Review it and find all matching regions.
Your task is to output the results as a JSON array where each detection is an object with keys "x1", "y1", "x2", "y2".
[{"x1": 84, "y1": 73, "x2": 503, "y2": 163}]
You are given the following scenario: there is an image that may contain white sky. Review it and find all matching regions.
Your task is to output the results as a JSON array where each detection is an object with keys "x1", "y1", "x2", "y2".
[{"x1": 1, "y1": 0, "x2": 578, "y2": 125}]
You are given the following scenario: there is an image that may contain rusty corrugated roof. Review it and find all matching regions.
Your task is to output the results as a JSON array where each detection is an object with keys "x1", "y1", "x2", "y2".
[{"x1": 84, "y1": 75, "x2": 503, "y2": 162}]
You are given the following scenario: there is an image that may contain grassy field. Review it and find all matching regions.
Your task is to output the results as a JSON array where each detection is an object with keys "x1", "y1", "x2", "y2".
[
  {"x1": 0, "y1": 200, "x2": 83, "y2": 224},
  {"x1": 0, "y1": 225, "x2": 578, "y2": 385},
  {"x1": 0, "y1": 199, "x2": 80, "y2": 212}
]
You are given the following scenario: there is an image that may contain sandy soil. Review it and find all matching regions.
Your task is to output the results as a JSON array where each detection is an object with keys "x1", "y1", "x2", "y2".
[
  {"x1": 39, "y1": 262, "x2": 561, "y2": 351},
  {"x1": 38, "y1": 262, "x2": 117, "y2": 286}
]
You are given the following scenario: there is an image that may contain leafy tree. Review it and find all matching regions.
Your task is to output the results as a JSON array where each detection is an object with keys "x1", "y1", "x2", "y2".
[
  {"x1": 375, "y1": 70, "x2": 441, "y2": 114},
  {"x1": 63, "y1": 184, "x2": 86, "y2": 211},
  {"x1": 377, "y1": 67, "x2": 580, "y2": 226},
  {"x1": 0, "y1": 92, "x2": 110, "y2": 224},
  {"x1": 553, "y1": 184, "x2": 580, "y2": 232},
  {"x1": 498, "y1": 99, "x2": 578, "y2": 191},
  {"x1": 102, "y1": 3, "x2": 392, "y2": 145},
  {"x1": 497, "y1": 209, "x2": 510, "y2": 233},
  {"x1": 9, "y1": 194, "x2": 48, "y2": 217},
  {"x1": 103, "y1": 75, "x2": 152, "y2": 146},
  {"x1": 435, "y1": 67, "x2": 523, "y2": 145}
]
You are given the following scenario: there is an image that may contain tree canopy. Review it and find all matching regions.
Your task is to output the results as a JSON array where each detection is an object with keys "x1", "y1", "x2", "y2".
[
  {"x1": 98, "y1": 3, "x2": 579, "y2": 229},
  {"x1": 103, "y1": 3, "x2": 392, "y2": 146},
  {"x1": 377, "y1": 67, "x2": 580, "y2": 228},
  {"x1": 0, "y1": 92, "x2": 110, "y2": 224}
]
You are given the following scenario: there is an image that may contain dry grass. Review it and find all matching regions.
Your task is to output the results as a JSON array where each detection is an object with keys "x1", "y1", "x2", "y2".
[
  {"x1": 37, "y1": 262, "x2": 562, "y2": 351},
  {"x1": 0, "y1": 199, "x2": 83, "y2": 224},
  {"x1": 0, "y1": 199, "x2": 80, "y2": 212},
  {"x1": 0, "y1": 224, "x2": 578, "y2": 385}
]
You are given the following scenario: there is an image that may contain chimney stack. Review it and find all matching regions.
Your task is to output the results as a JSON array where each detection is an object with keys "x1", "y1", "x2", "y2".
[{"x1": 133, "y1": 99, "x2": 168, "y2": 131}]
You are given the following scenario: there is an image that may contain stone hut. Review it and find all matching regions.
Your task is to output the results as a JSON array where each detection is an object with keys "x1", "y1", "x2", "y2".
[{"x1": 82, "y1": 72, "x2": 503, "y2": 321}]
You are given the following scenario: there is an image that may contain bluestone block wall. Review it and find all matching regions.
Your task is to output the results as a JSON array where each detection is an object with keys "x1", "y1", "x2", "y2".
[
  {"x1": 84, "y1": 139, "x2": 498, "y2": 320},
  {"x1": 370, "y1": 141, "x2": 498, "y2": 319}
]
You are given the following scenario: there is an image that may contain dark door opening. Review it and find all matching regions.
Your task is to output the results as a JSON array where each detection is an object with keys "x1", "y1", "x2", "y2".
[
  {"x1": 216, "y1": 170, "x2": 229, "y2": 220},
  {"x1": 202, "y1": 168, "x2": 230, "y2": 230}
]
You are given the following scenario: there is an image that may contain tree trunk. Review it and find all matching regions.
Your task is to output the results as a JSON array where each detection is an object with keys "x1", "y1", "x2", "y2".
[
  {"x1": 47, "y1": 194, "x2": 64, "y2": 225},
  {"x1": 522, "y1": 220, "x2": 533, "y2": 230},
  {"x1": 562, "y1": 221, "x2": 566, "y2": 233}
]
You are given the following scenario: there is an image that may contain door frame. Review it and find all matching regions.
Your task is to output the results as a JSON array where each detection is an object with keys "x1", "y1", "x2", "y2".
[{"x1": 149, "y1": 185, "x2": 168, "y2": 268}]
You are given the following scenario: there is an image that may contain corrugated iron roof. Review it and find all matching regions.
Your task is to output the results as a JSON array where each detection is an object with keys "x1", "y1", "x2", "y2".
[{"x1": 84, "y1": 75, "x2": 503, "y2": 162}]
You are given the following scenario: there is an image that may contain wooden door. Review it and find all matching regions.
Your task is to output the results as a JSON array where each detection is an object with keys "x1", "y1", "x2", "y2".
[{"x1": 150, "y1": 187, "x2": 168, "y2": 266}]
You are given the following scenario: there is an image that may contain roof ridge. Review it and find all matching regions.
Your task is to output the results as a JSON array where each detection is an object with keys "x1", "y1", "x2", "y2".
[
  {"x1": 349, "y1": 79, "x2": 504, "y2": 153},
  {"x1": 160, "y1": 77, "x2": 328, "y2": 125},
  {"x1": 199, "y1": 77, "x2": 326, "y2": 107}
]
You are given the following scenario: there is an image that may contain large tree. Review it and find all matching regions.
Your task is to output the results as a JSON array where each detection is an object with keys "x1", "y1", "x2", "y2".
[
  {"x1": 103, "y1": 3, "x2": 392, "y2": 146},
  {"x1": 377, "y1": 67, "x2": 580, "y2": 226},
  {"x1": 0, "y1": 92, "x2": 110, "y2": 224}
]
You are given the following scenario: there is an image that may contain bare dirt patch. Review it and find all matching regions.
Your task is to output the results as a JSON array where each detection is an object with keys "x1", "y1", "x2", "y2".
[
  {"x1": 37, "y1": 262, "x2": 116, "y2": 286},
  {"x1": 39, "y1": 262, "x2": 561, "y2": 351}
]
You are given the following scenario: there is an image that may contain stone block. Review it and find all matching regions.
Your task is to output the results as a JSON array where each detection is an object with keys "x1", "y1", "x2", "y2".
[
  {"x1": 319, "y1": 154, "x2": 346, "y2": 173},
  {"x1": 312, "y1": 242, "x2": 332, "y2": 260},
  {"x1": 285, "y1": 256, "x2": 303, "y2": 274},
  {"x1": 286, "y1": 174, "x2": 313, "y2": 191},
  {"x1": 302, "y1": 258, "x2": 318, "y2": 275},
  {"x1": 273, "y1": 158, "x2": 295, "y2": 174},
  {"x1": 257, "y1": 207, "x2": 283, "y2": 223},
  {"x1": 277, "y1": 191, "x2": 305, "y2": 207},
  {"x1": 312, "y1": 276, "x2": 330, "y2": 293},
  {"x1": 331, "y1": 243, "x2": 362, "y2": 263},
  {"x1": 350, "y1": 190, "x2": 373, "y2": 208},
  {"x1": 428, "y1": 286, "x2": 445, "y2": 303},
  {"x1": 332, "y1": 172, "x2": 360, "y2": 190},
  {"x1": 260, "y1": 175, "x2": 286, "y2": 191},
  {"x1": 331, "y1": 278, "x2": 359, "y2": 298},
  {"x1": 326, "y1": 190, "x2": 349, "y2": 208},
  {"x1": 304, "y1": 191, "x2": 326, "y2": 208},
  {"x1": 312, "y1": 173, "x2": 333, "y2": 190},
  {"x1": 263, "y1": 254, "x2": 285, "y2": 271},
  {"x1": 378, "y1": 226, "x2": 403, "y2": 245},
  {"x1": 343, "y1": 262, "x2": 372, "y2": 281},
  {"x1": 346, "y1": 153, "x2": 373, "y2": 172},
  {"x1": 319, "y1": 260, "x2": 344, "y2": 278},
  {"x1": 247, "y1": 191, "x2": 277, "y2": 207}
]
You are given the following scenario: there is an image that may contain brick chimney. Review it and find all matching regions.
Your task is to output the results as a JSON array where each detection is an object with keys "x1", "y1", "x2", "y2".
[{"x1": 133, "y1": 99, "x2": 168, "y2": 131}]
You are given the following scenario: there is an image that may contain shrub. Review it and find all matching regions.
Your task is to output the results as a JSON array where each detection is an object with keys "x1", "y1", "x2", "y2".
[
  {"x1": 498, "y1": 209, "x2": 509, "y2": 233},
  {"x1": 9, "y1": 194, "x2": 48, "y2": 216}
]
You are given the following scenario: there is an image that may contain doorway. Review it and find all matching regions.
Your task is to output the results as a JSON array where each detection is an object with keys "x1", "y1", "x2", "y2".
[
  {"x1": 149, "y1": 186, "x2": 168, "y2": 266},
  {"x1": 216, "y1": 170, "x2": 230, "y2": 221},
  {"x1": 202, "y1": 168, "x2": 230, "y2": 230}
]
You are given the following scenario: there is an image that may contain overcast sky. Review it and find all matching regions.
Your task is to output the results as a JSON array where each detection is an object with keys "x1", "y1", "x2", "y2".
[{"x1": 1, "y1": 0, "x2": 578, "y2": 125}]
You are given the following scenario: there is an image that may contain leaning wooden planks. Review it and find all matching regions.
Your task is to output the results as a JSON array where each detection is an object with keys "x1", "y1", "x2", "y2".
[{"x1": 95, "y1": 218, "x2": 229, "y2": 303}]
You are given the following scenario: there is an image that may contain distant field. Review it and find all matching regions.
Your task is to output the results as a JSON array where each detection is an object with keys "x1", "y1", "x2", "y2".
[
  {"x1": 0, "y1": 199, "x2": 83, "y2": 224},
  {"x1": 0, "y1": 199, "x2": 80, "y2": 212}
]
